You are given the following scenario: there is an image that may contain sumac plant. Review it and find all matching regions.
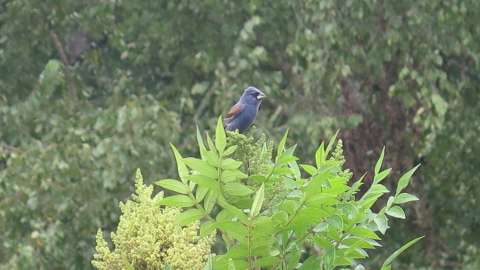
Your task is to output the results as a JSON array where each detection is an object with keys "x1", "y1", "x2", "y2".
[{"x1": 94, "y1": 117, "x2": 422, "y2": 270}]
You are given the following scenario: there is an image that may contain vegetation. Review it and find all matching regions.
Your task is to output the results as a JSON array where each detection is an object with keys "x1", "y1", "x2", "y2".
[
  {"x1": 1, "y1": 0, "x2": 479, "y2": 269},
  {"x1": 92, "y1": 170, "x2": 213, "y2": 270},
  {"x1": 93, "y1": 122, "x2": 421, "y2": 269}
]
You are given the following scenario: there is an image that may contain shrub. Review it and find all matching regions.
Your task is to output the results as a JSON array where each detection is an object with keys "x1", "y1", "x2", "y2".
[{"x1": 93, "y1": 118, "x2": 421, "y2": 269}]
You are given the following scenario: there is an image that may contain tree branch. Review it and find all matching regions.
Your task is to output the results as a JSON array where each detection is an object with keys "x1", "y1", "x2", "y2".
[{"x1": 49, "y1": 31, "x2": 77, "y2": 101}]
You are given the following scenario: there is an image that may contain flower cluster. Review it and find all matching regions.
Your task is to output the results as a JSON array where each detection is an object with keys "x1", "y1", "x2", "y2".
[
  {"x1": 226, "y1": 130, "x2": 290, "y2": 208},
  {"x1": 226, "y1": 130, "x2": 273, "y2": 176},
  {"x1": 329, "y1": 139, "x2": 353, "y2": 179},
  {"x1": 92, "y1": 170, "x2": 212, "y2": 270}
]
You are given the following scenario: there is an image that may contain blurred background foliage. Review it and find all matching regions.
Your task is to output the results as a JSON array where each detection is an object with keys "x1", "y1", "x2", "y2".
[{"x1": 0, "y1": 0, "x2": 479, "y2": 269}]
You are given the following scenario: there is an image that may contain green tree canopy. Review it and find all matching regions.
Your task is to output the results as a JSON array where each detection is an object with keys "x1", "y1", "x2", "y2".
[{"x1": 1, "y1": 0, "x2": 479, "y2": 269}]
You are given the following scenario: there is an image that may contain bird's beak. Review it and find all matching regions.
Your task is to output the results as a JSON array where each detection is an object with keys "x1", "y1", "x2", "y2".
[{"x1": 257, "y1": 92, "x2": 266, "y2": 100}]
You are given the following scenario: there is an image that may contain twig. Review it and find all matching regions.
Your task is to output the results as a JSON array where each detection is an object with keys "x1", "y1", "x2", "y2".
[{"x1": 49, "y1": 31, "x2": 77, "y2": 101}]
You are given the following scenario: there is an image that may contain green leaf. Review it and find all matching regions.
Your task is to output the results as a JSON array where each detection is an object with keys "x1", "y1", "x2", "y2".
[
  {"x1": 278, "y1": 154, "x2": 297, "y2": 164},
  {"x1": 327, "y1": 215, "x2": 343, "y2": 231},
  {"x1": 176, "y1": 209, "x2": 204, "y2": 225},
  {"x1": 221, "y1": 170, "x2": 247, "y2": 182},
  {"x1": 381, "y1": 236, "x2": 424, "y2": 269},
  {"x1": 196, "y1": 126, "x2": 208, "y2": 160},
  {"x1": 223, "y1": 145, "x2": 238, "y2": 156},
  {"x1": 386, "y1": 196, "x2": 395, "y2": 209},
  {"x1": 315, "y1": 142, "x2": 325, "y2": 167},
  {"x1": 217, "y1": 195, "x2": 248, "y2": 222},
  {"x1": 374, "y1": 214, "x2": 389, "y2": 234},
  {"x1": 300, "y1": 164, "x2": 317, "y2": 175},
  {"x1": 386, "y1": 206, "x2": 406, "y2": 219},
  {"x1": 375, "y1": 147, "x2": 385, "y2": 175},
  {"x1": 396, "y1": 164, "x2": 420, "y2": 195},
  {"x1": 286, "y1": 247, "x2": 301, "y2": 270},
  {"x1": 155, "y1": 179, "x2": 189, "y2": 194},
  {"x1": 364, "y1": 239, "x2": 382, "y2": 247},
  {"x1": 216, "y1": 209, "x2": 235, "y2": 222},
  {"x1": 206, "y1": 133, "x2": 216, "y2": 152},
  {"x1": 217, "y1": 222, "x2": 247, "y2": 242},
  {"x1": 360, "y1": 195, "x2": 382, "y2": 210},
  {"x1": 215, "y1": 116, "x2": 227, "y2": 153},
  {"x1": 287, "y1": 152, "x2": 302, "y2": 180},
  {"x1": 205, "y1": 150, "x2": 219, "y2": 166},
  {"x1": 272, "y1": 211, "x2": 288, "y2": 227},
  {"x1": 189, "y1": 181, "x2": 196, "y2": 192},
  {"x1": 204, "y1": 191, "x2": 218, "y2": 213},
  {"x1": 348, "y1": 173, "x2": 365, "y2": 197},
  {"x1": 186, "y1": 175, "x2": 219, "y2": 191},
  {"x1": 368, "y1": 184, "x2": 390, "y2": 195},
  {"x1": 200, "y1": 220, "x2": 217, "y2": 237},
  {"x1": 221, "y1": 159, "x2": 242, "y2": 170},
  {"x1": 352, "y1": 247, "x2": 369, "y2": 259},
  {"x1": 255, "y1": 255, "x2": 277, "y2": 268},
  {"x1": 349, "y1": 227, "x2": 381, "y2": 240},
  {"x1": 280, "y1": 200, "x2": 298, "y2": 216},
  {"x1": 183, "y1": 157, "x2": 218, "y2": 178},
  {"x1": 196, "y1": 186, "x2": 209, "y2": 202},
  {"x1": 228, "y1": 259, "x2": 236, "y2": 270},
  {"x1": 170, "y1": 144, "x2": 189, "y2": 183},
  {"x1": 374, "y1": 168, "x2": 391, "y2": 184},
  {"x1": 273, "y1": 167, "x2": 292, "y2": 175},
  {"x1": 299, "y1": 256, "x2": 321, "y2": 269},
  {"x1": 394, "y1": 193, "x2": 419, "y2": 204},
  {"x1": 325, "y1": 130, "x2": 339, "y2": 158},
  {"x1": 291, "y1": 207, "x2": 329, "y2": 234},
  {"x1": 323, "y1": 246, "x2": 336, "y2": 269},
  {"x1": 276, "y1": 130, "x2": 289, "y2": 162},
  {"x1": 160, "y1": 195, "x2": 195, "y2": 208},
  {"x1": 250, "y1": 175, "x2": 267, "y2": 183},
  {"x1": 250, "y1": 184, "x2": 265, "y2": 216},
  {"x1": 305, "y1": 192, "x2": 338, "y2": 207},
  {"x1": 223, "y1": 183, "x2": 254, "y2": 196}
]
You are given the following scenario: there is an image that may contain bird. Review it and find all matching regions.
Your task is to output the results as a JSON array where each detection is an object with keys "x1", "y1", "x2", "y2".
[{"x1": 224, "y1": 86, "x2": 266, "y2": 133}]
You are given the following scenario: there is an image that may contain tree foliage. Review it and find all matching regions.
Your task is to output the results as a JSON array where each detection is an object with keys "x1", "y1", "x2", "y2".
[
  {"x1": 1, "y1": 0, "x2": 479, "y2": 269},
  {"x1": 0, "y1": 62, "x2": 180, "y2": 269}
]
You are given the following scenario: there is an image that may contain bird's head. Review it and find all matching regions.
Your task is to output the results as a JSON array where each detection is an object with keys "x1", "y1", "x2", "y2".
[{"x1": 240, "y1": 86, "x2": 266, "y2": 105}]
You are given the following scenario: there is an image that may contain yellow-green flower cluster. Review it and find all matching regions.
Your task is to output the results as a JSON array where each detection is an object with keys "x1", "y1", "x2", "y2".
[
  {"x1": 226, "y1": 130, "x2": 273, "y2": 176},
  {"x1": 92, "y1": 169, "x2": 212, "y2": 270},
  {"x1": 227, "y1": 130, "x2": 285, "y2": 207},
  {"x1": 330, "y1": 139, "x2": 353, "y2": 179}
]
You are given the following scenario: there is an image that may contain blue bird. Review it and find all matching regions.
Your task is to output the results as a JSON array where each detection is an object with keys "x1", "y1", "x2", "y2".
[{"x1": 224, "y1": 86, "x2": 266, "y2": 133}]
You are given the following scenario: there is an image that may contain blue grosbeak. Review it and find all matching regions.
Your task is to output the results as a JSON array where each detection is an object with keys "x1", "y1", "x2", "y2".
[{"x1": 225, "y1": 86, "x2": 266, "y2": 133}]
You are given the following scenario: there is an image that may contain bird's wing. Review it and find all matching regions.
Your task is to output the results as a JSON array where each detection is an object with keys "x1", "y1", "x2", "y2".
[{"x1": 224, "y1": 102, "x2": 244, "y2": 124}]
